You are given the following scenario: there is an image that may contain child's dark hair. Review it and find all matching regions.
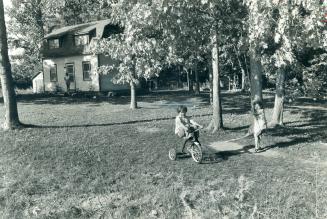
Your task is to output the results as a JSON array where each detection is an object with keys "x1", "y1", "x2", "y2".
[{"x1": 177, "y1": 105, "x2": 187, "y2": 113}]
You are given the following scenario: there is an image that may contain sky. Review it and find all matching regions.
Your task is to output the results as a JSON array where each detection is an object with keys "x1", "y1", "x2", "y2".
[
  {"x1": 3, "y1": 0, "x2": 12, "y2": 21},
  {"x1": 3, "y1": 0, "x2": 12, "y2": 7}
]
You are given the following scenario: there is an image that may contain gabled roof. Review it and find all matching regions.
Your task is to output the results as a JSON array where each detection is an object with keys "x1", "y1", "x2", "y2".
[{"x1": 44, "y1": 19, "x2": 112, "y2": 39}]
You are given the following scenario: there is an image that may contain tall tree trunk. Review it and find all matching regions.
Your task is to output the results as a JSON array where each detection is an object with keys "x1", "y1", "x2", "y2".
[
  {"x1": 244, "y1": 54, "x2": 250, "y2": 91},
  {"x1": 233, "y1": 73, "x2": 237, "y2": 90},
  {"x1": 178, "y1": 65, "x2": 182, "y2": 88},
  {"x1": 188, "y1": 69, "x2": 193, "y2": 92},
  {"x1": 248, "y1": 54, "x2": 267, "y2": 134},
  {"x1": 186, "y1": 68, "x2": 192, "y2": 92},
  {"x1": 209, "y1": 62, "x2": 213, "y2": 105},
  {"x1": 130, "y1": 81, "x2": 137, "y2": 109},
  {"x1": 194, "y1": 60, "x2": 200, "y2": 94},
  {"x1": 207, "y1": 30, "x2": 223, "y2": 132},
  {"x1": 228, "y1": 76, "x2": 231, "y2": 91},
  {"x1": 0, "y1": 0, "x2": 21, "y2": 130},
  {"x1": 233, "y1": 44, "x2": 246, "y2": 91},
  {"x1": 270, "y1": 68, "x2": 286, "y2": 127}
]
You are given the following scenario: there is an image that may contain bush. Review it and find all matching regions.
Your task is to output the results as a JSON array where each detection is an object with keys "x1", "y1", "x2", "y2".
[{"x1": 303, "y1": 53, "x2": 327, "y2": 98}]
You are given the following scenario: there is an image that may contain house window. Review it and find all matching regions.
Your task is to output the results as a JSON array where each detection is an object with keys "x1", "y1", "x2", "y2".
[
  {"x1": 74, "y1": 35, "x2": 89, "y2": 46},
  {"x1": 82, "y1": 61, "x2": 91, "y2": 81},
  {"x1": 48, "y1": 39, "x2": 60, "y2": 49},
  {"x1": 50, "y1": 64, "x2": 57, "y2": 82}
]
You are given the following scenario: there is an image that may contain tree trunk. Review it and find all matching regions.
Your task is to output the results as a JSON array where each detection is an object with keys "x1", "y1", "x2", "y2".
[
  {"x1": 207, "y1": 30, "x2": 223, "y2": 132},
  {"x1": 188, "y1": 69, "x2": 193, "y2": 92},
  {"x1": 178, "y1": 65, "x2": 182, "y2": 88},
  {"x1": 0, "y1": 0, "x2": 21, "y2": 130},
  {"x1": 248, "y1": 54, "x2": 267, "y2": 134},
  {"x1": 270, "y1": 68, "x2": 286, "y2": 127},
  {"x1": 233, "y1": 45, "x2": 246, "y2": 91},
  {"x1": 233, "y1": 73, "x2": 237, "y2": 90},
  {"x1": 130, "y1": 81, "x2": 137, "y2": 109},
  {"x1": 209, "y1": 62, "x2": 213, "y2": 105},
  {"x1": 194, "y1": 60, "x2": 200, "y2": 94},
  {"x1": 228, "y1": 76, "x2": 231, "y2": 91},
  {"x1": 241, "y1": 67, "x2": 246, "y2": 91}
]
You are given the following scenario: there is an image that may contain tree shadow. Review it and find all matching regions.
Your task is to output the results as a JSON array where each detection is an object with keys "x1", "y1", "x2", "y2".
[
  {"x1": 259, "y1": 107, "x2": 327, "y2": 151},
  {"x1": 201, "y1": 144, "x2": 254, "y2": 164}
]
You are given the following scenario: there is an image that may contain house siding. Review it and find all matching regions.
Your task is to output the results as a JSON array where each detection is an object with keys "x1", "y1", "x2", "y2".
[
  {"x1": 43, "y1": 55, "x2": 100, "y2": 92},
  {"x1": 98, "y1": 54, "x2": 130, "y2": 92},
  {"x1": 32, "y1": 73, "x2": 44, "y2": 93}
]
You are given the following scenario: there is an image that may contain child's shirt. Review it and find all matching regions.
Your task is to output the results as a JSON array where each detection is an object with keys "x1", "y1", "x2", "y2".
[{"x1": 175, "y1": 115, "x2": 198, "y2": 135}]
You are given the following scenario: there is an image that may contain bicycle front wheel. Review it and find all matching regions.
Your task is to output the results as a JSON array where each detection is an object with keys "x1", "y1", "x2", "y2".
[{"x1": 190, "y1": 142, "x2": 202, "y2": 163}]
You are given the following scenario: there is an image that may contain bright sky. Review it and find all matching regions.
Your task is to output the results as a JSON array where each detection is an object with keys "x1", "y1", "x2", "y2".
[
  {"x1": 3, "y1": 0, "x2": 12, "y2": 21},
  {"x1": 3, "y1": 0, "x2": 12, "y2": 7}
]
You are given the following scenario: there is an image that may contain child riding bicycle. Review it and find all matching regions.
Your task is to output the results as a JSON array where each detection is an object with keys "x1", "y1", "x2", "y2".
[{"x1": 175, "y1": 105, "x2": 203, "y2": 142}]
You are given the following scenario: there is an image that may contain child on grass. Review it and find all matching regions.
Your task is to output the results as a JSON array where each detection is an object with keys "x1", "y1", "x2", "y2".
[{"x1": 175, "y1": 105, "x2": 203, "y2": 141}]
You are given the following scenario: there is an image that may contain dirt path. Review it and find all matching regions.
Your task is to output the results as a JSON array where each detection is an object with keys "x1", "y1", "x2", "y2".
[{"x1": 207, "y1": 141, "x2": 283, "y2": 158}]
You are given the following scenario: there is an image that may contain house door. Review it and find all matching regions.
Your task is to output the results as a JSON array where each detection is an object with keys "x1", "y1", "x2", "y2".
[{"x1": 65, "y1": 63, "x2": 76, "y2": 91}]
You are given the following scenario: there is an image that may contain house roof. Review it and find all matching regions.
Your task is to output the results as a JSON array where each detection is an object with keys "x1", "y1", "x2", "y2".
[
  {"x1": 32, "y1": 71, "x2": 43, "y2": 80},
  {"x1": 44, "y1": 19, "x2": 112, "y2": 39}
]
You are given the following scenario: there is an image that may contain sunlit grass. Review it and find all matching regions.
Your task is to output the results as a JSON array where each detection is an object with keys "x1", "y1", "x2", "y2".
[{"x1": 0, "y1": 91, "x2": 326, "y2": 218}]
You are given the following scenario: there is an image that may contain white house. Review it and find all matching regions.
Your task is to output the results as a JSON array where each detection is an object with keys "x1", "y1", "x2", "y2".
[{"x1": 41, "y1": 19, "x2": 129, "y2": 93}]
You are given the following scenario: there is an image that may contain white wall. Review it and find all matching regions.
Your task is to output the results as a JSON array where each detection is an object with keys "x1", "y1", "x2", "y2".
[
  {"x1": 43, "y1": 55, "x2": 99, "y2": 92},
  {"x1": 32, "y1": 73, "x2": 44, "y2": 93}
]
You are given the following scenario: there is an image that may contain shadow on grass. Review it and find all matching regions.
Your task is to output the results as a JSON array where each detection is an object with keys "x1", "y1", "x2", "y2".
[
  {"x1": 201, "y1": 144, "x2": 254, "y2": 164},
  {"x1": 259, "y1": 106, "x2": 327, "y2": 150},
  {"x1": 9, "y1": 90, "x2": 267, "y2": 115}
]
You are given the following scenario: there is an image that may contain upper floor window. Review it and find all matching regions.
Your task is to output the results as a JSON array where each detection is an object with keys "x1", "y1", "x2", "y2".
[
  {"x1": 82, "y1": 61, "x2": 91, "y2": 81},
  {"x1": 48, "y1": 39, "x2": 60, "y2": 49},
  {"x1": 74, "y1": 35, "x2": 89, "y2": 46},
  {"x1": 50, "y1": 64, "x2": 57, "y2": 82}
]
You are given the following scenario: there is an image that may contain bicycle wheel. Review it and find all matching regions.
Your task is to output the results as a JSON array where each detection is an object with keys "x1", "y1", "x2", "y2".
[
  {"x1": 182, "y1": 139, "x2": 193, "y2": 154},
  {"x1": 190, "y1": 142, "x2": 202, "y2": 163},
  {"x1": 168, "y1": 148, "x2": 177, "y2": 160}
]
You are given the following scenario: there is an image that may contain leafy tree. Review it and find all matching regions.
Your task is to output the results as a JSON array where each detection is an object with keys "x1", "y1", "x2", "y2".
[
  {"x1": 94, "y1": 1, "x2": 164, "y2": 109},
  {"x1": 6, "y1": 0, "x2": 61, "y2": 85},
  {"x1": 158, "y1": 0, "x2": 247, "y2": 132},
  {"x1": 0, "y1": 0, "x2": 21, "y2": 130},
  {"x1": 60, "y1": 0, "x2": 111, "y2": 25}
]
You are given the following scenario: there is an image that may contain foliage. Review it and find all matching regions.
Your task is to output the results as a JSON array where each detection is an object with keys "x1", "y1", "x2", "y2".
[
  {"x1": 6, "y1": 0, "x2": 60, "y2": 85},
  {"x1": 60, "y1": 0, "x2": 111, "y2": 25},
  {"x1": 303, "y1": 53, "x2": 327, "y2": 98},
  {"x1": 94, "y1": 1, "x2": 165, "y2": 85}
]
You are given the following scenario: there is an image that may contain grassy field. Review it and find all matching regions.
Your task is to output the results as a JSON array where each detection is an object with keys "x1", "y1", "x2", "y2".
[{"x1": 0, "y1": 91, "x2": 326, "y2": 218}]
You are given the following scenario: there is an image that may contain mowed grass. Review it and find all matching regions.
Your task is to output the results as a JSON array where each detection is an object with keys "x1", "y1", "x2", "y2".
[{"x1": 0, "y1": 91, "x2": 327, "y2": 218}]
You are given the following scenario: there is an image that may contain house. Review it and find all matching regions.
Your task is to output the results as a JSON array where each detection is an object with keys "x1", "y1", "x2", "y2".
[{"x1": 40, "y1": 19, "x2": 129, "y2": 93}]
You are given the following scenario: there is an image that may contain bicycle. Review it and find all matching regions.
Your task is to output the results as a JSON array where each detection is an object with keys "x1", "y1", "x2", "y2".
[{"x1": 169, "y1": 127, "x2": 203, "y2": 163}]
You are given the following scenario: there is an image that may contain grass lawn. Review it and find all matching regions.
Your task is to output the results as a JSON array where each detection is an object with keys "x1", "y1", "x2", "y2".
[{"x1": 0, "y1": 91, "x2": 326, "y2": 218}]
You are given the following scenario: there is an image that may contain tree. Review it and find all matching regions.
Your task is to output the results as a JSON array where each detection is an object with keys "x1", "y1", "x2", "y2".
[
  {"x1": 256, "y1": 0, "x2": 325, "y2": 127},
  {"x1": 7, "y1": 0, "x2": 63, "y2": 86},
  {"x1": 207, "y1": 30, "x2": 223, "y2": 131},
  {"x1": 95, "y1": 1, "x2": 164, "y2": 109},
  {"x1": 0, "y1": 0, "x2": 21, "y2": 130},
  {"x1": 159, "y1": 0, "x2": 246, "y2": 132},
  {"x1": 244, "y1": 0, "x2": 270, "y2": 135}
]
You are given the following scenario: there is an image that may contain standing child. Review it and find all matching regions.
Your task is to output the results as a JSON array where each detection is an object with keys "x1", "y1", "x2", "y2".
[
  {"x1": 175, "y1": 105, "x2": 203, "y2": 141},
  {"x1": 64, "y1": 73, "x2": 71, "y2": 93}
]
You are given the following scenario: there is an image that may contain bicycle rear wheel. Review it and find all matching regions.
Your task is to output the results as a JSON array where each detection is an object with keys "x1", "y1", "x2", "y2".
[
  {"x1": 182, "y1": 139, "x2": 193, "y2": 154},
  {"x1": 190, "y1": 142, "x2": 202, "y2": 163}
]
